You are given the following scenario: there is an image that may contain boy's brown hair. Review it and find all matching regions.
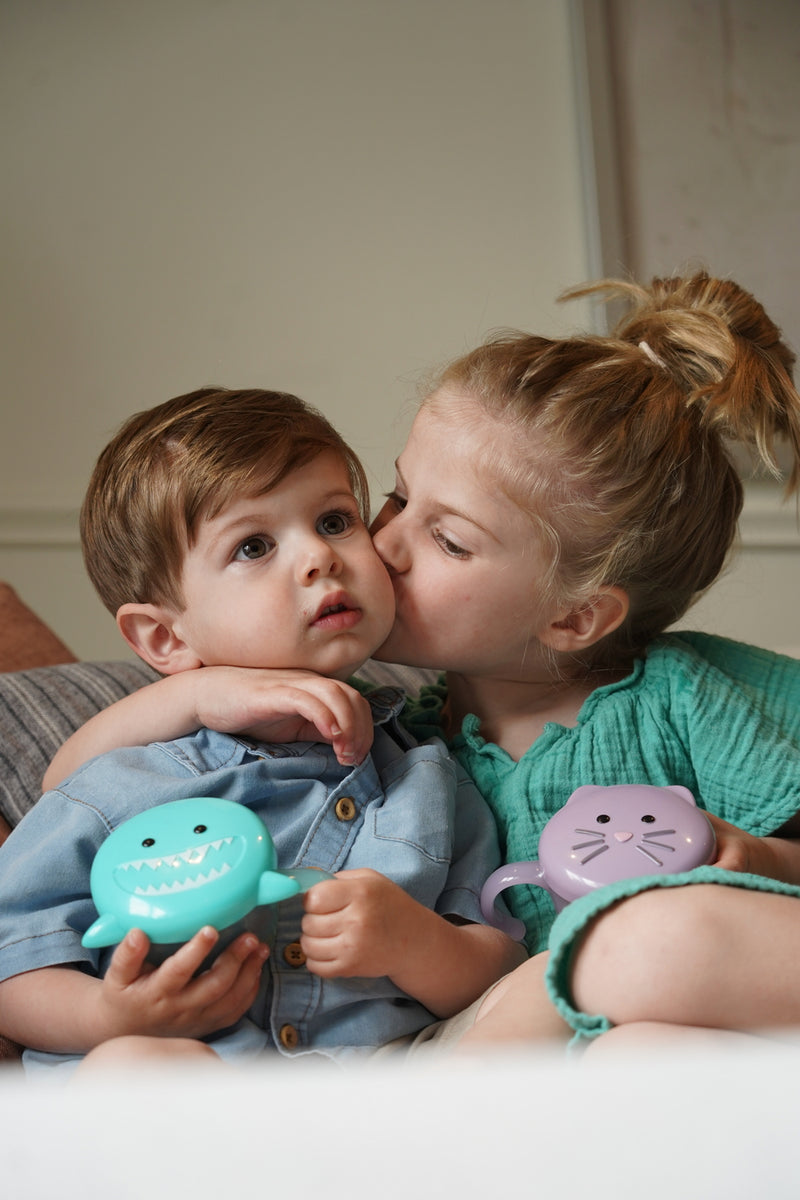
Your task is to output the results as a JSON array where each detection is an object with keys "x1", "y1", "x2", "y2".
[{"x1": 81, "y1": 387, "x2": 369, "y2": 615}]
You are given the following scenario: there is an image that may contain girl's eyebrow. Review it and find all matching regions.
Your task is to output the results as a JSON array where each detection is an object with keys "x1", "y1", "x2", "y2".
[{"x1": 394, "y1": 459, "x2": 502, "y2": 543}]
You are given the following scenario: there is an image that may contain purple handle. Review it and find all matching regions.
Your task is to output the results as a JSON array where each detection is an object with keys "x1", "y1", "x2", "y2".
[{"x1": 480, "y1": 861, "x2": 546, "y2": 941}]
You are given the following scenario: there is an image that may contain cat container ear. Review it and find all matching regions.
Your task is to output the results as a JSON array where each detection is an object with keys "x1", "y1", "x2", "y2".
[{"x1": 666, "y1": 786, "x2": 697, "y2": 807}]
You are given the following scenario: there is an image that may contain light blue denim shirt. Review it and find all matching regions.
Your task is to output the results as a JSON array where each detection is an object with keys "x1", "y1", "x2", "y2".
[{"x1": 0, "y1": 687, "x2": 503, "y2": 1070}]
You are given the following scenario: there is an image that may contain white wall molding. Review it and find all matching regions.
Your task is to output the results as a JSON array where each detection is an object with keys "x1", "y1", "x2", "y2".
[
  {"x1": 739, "y1": 484, "x2": 800, "y2": 550},
  {"x1": 0, "y1": 508, "x2": 80, "y2": 548},
  {"x1": 0, "y1": 491, "x2": 796, "y2": 552}
]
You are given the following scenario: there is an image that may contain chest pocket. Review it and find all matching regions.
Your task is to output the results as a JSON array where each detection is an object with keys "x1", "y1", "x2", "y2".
[{"x1": 370, "y1": 744, "x2": 456, "y2": 865}]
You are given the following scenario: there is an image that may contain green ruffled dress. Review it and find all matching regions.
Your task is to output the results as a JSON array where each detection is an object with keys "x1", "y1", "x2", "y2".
[{"x1": 400, "y1": 631, "x2": 800, "y2": 1039}]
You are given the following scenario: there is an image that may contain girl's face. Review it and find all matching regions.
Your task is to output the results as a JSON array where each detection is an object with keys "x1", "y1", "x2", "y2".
[{"x1": 371, "y1": 390, "x2": 556, "y2": 678}]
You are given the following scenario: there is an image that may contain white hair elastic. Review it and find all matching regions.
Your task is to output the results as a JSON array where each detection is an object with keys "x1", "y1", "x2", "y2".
[{"x1": 638, "y1": 340, "x2": 666, "y2": 369}]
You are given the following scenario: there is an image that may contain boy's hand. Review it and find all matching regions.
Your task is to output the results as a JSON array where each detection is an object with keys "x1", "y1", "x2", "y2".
[
  {"x1": 192, "y1": 667, "x2": 375, "y2": 765},
  {"x1": 299, "y1": 869, "x2": 414, "y2": 979},
  {"x1": 97, "y1": 926, "x2": 269, "y2": 1041}
]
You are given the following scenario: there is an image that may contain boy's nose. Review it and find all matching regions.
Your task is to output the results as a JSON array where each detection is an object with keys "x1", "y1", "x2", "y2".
[{"x1": 300, "y1": 539, "x2": 343, "y2": 581}]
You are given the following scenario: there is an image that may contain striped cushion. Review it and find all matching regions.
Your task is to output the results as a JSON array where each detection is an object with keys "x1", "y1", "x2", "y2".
[{"x1": 0, "y1": 660, "x2": 159, "y2": 826}]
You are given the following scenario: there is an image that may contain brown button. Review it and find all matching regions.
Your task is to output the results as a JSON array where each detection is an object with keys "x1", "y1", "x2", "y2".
[
  {"x1": 279, "y1": 1024, "x2": 299, "y2": 1050},
  {"x1": 334, "y1": 796, "x2": 357, "y2": 821},
  {"x1": 283, "y1": 941, "x2": 306, "y2": 968}
]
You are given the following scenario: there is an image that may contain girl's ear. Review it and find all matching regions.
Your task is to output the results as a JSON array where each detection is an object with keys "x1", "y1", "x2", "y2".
[
  {"x1": 540, "y1": 587, "x2": 630, "y2": 653},
  {"x1": 116, "y1": 603, "x2": 203, "y2": 675}
]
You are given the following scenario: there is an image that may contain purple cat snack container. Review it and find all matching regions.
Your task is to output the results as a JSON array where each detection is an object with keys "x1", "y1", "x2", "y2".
[{"x1": 481, "y1": 784, "x2": 717, "y2": 941}]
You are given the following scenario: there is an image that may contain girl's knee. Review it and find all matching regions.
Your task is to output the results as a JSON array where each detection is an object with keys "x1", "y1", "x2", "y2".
[
  {"x1": 570, "y1": 885, "x2": 730, "y2": 1017},
  {"x1": 579, "y1": 884, "x2": 729, "y2": 963}
]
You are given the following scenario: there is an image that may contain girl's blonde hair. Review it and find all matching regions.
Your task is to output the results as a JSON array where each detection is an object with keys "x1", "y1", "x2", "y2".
[
  {"x1": 431, "y1": 272, "x2": 800, "y2": 667},
  {"x1": 82, "y1": 387, "x2": 369, "y2": 615}
]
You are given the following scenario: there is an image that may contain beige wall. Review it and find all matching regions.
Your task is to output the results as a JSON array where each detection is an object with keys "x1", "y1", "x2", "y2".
[
  {"x1": 1, "y1": 0, "x2": 594, "y2": 659},
  {"x1": 595, "y1": 0, "x2": 800, "y2": 654},
  {"x1": 1, "y1": 1, "x2": 797, "y2": 662}
]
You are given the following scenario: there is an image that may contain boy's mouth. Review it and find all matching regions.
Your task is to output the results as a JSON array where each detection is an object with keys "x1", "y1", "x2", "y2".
[
  {"x1": 311, "y1": 592, "x2": 361, "y2": 629},
  {"x1": 319, "y1": 602, "x2": 347, "y2": 618}
]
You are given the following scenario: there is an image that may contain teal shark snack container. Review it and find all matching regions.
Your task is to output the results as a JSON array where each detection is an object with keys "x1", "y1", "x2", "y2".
[{"x1": 82, "y1": 796, "x2": 330, "y2": 962}]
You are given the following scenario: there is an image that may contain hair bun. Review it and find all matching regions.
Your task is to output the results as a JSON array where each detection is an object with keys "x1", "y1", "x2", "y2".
[{"x1": 562, "y1": 271, "x2": 800, "y2": 494}]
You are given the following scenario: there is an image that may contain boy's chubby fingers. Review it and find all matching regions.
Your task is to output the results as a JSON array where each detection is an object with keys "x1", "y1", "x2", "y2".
[
  {"x1": 105, "y1": 927, "x2": 154, "y2": 987},
  {"x1": 153, "y1": 926, "x2": 221, "y2": 992},
  {"x1": 202, "y1": 933, "x2": 269, "y2": 993},
  {"x1": 302, "y1": 877, "x2": 348, "y2": 917}
]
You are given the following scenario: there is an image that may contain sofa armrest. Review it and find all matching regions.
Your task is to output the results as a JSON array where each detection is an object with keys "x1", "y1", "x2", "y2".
[
  {"x1": 0, "y1": 583, "x2": 77, "y2": 672},
  {"x1": 0, "y1": 583, "x2": 78, "y2": 1061}
]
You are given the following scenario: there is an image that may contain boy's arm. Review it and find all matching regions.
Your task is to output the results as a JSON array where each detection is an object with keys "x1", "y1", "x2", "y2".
[
  {"x1": 0, "y1": 927, "x2": 269, "y2": 1053},
  {"x1": 300, "y1": 871, "x2": 525, "y2": 1018},
  {"x1": 44, "y1": 666, "x2": 375, "y2": 789}
]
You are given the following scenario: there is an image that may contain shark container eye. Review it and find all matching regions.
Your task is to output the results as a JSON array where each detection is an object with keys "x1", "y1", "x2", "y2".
[
  {"x1": 596, "y1": 814, "x2": 610, "y2": 824},
  {"x1": 641, "y1": 814, "x2": 656, "y2": 823},
  {"x1": 194, "y1": 825, "x2": 207, "y2": 834},
  {"x1": 142, "y1": 837, "x2": 155, "y2": 847}
]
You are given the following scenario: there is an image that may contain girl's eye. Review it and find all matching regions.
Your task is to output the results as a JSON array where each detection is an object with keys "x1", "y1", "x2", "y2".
[
  {"x1": 433, "y1": 529, "x2": 470, "y2": 559},
  {"x1": 234, "y1": 537, "x2": 272, "y2": 561},
  {"x1": 383, "y1": 490, "x2": 407, "y2": 512},
  {"x1": 318, "y1": 510, "x2": 353, "y2": 537}
]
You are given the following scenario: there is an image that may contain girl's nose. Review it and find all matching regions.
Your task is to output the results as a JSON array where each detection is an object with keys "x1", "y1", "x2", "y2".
[{"x1": 371, "y1": 512, "x2": 409, "y2": 574}]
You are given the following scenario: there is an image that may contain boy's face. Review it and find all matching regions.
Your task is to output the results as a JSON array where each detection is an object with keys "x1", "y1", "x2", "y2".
[{"x1": 170, "y1": 451, "x2": 395, "y2": 680}]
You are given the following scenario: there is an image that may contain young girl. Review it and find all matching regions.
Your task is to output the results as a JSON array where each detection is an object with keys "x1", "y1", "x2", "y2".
[{"x1": 45, "y1": 270, "x2": 800, "y2": 1048}]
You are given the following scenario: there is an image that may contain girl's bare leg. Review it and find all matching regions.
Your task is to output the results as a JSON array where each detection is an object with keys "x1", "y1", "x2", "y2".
[
  {"x1": 580, "y1": 1021, "x2": 778, "y2": 1063},
  {"x1": 571, "y1": 884, "x2": 800, "y2": 1033}
]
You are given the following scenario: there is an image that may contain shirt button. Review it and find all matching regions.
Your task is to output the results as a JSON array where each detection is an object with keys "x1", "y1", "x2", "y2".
[
  {"x1": 280, "y1": 1024, "x2": 299, "y2": 1050},
  {"x1": 283, "y1": 941, "x2": 306, "y2": 968},
  {"x1": 335, "y1": 796, "x2": 357, "y2": 821}
]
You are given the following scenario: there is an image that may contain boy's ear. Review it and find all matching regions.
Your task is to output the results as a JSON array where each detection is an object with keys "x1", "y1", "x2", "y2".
[
  {"x1": 540, "y1": 587, "x2": 630, "y2": 653},
  {"x1": 116, "y1": 603, "x2": 203, "y2": 675}
]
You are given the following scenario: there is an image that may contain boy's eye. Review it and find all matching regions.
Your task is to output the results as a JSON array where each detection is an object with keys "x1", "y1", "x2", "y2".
[
  {"x1": 317, "y1": 510, "x2": 352, "y2": 536},
  {"x1": 235, "y1": 537, "x2": 272, "y2": 561}
]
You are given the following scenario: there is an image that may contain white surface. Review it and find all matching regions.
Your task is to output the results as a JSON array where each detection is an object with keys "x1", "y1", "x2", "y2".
[{"x1": 3, "y1": 1042, "x2": 799, "y2": 1198}]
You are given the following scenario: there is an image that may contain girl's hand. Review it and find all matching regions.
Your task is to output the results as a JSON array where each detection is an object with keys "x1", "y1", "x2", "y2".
[
  {"x1": 96, "y1": 926, "x2": 269, "y2": 1041},
  {"x1": 299, "y1": 869, "x2": 414, "y2": 979},
  {"x1": 707, "y1": 811, "x2": 800, "y2": 882},
  {"x1": 190, "y1": 667, "x2": 375, "y2": 766},
  {"x1": 706, "y1": 812, "x2": 760, "y2": 872},
  {"x1": 44, "y1": 667, "x2": 375, "y2": 788}
]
